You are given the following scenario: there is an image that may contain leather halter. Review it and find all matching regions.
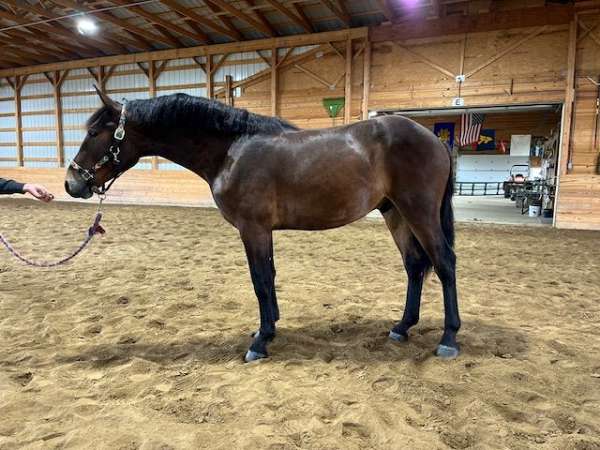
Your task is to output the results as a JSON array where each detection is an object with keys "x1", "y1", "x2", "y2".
[{"x1": 70, "y1": 100, "x2": 127, "y2": 195}]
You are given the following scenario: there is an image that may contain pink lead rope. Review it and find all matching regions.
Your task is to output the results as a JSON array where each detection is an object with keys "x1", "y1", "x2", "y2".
[{"x1": 0, "y1": 197, "x2": 106, "y2": 268}]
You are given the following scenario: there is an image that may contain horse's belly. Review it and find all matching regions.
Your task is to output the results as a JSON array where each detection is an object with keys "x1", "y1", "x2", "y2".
[{"x1": 276, "y1": 178, "x2": 381, "y2": 230}]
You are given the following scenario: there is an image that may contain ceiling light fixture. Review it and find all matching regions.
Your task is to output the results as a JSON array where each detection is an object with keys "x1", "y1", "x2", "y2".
[{"x1": 76, "y1": 16, "x2": 98, "y2": 35}]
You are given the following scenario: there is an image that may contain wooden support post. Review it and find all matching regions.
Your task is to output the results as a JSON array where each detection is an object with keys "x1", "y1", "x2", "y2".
[
  {"x1": 44, "y1": 70, "x2": 69, "y2": 167},
  {"x1": 271, "y1": 48, "x2": 278, "y2": 117},
  {"x1": 459, "y1": 34, "x2": 467, "y2": 75},
  {"x1": 560, "y1": 19, "x2": 577, "y2": 176},
  {"x1": 206, "y1": 55, "x2": 213, "y2": 99},
  {"x1": 225, "y1": 75, "x2": 233, "y2": 106},
  {"x1": 148, "y1": 61, "x2": 160, "y2": 169},
  {"x1": 361, "y1": 39, "x2": 371, "y2": 120},
  {"x1": 7, "y1": 75, "x2": 27, "y2": 167},
  {"x1": 344, "y1": 38, "x2": 352, "y2": 124}
]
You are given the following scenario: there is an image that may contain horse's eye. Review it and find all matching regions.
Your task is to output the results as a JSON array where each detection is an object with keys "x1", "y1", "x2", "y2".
[{"x1": 88, "y1": 129, "x2": 98, "y2": 137}]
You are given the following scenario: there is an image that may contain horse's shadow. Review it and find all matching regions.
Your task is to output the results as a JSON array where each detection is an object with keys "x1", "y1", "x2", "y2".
[{"x1": 53, "y1": 318, "x2": 530, "y2": 367}]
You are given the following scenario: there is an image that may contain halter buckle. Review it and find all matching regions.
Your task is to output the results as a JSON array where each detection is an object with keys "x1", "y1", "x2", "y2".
[{"x1": 114, "y1": 127, "x2": 125, "y2": 141}]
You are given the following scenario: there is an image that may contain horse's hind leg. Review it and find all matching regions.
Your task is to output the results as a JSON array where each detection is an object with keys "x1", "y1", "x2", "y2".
[
  {"x1": 381, "y1": 205, "x2": 431, "y2": 341},
  {"x1": 394, "y1": 206, "x2": 460, "y2": 359}
]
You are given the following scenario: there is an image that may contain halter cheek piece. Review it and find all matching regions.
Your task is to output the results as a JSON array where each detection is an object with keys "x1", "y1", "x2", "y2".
[{"x1": 70, "y1": 100, "x2": 127, "y2": 195}]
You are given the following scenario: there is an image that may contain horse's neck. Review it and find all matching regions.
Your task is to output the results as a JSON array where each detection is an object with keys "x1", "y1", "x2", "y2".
[{"x1": 148, "y1": 132, "x2": 235, "y2": 185}]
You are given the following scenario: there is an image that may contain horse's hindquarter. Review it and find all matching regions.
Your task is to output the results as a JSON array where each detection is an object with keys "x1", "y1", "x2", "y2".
[{"x1": 215, "y1": 123, "x2": 389, "y2": 230}]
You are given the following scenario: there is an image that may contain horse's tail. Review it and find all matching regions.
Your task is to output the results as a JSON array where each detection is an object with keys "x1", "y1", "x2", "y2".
[{"x1": 441, "y1": 150, "x2": 455, "y2": 249}]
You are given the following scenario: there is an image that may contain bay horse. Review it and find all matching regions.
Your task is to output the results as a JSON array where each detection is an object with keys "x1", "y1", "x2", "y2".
[{"x1": 65, "y1": 88, "x2": 460, "y2": 362}]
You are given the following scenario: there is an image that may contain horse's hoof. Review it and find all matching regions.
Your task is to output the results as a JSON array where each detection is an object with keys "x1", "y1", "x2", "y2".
[
  {"x1": 389, "y1": 330, "x2": 408, "y2": 342},
  {"x1": 244, "y1": 350, "x2": 268, "y2": 363},
  {"x1": 435, "y1": 344, "x2": 459, "y2": 359}
]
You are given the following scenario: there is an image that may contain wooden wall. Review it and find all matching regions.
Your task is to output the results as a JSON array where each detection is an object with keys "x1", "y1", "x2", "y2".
[
  {"x1": 555, "y1": 12, "x2": 600, "y2": 230},
  {"x1": 1, "y1": 8, "x2": 600, "y2": 230}
]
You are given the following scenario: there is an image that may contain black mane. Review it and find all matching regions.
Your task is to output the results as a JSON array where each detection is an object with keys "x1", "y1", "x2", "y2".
[{"x1": 91, "y1": 93, "x2": 298, "y2": 137}]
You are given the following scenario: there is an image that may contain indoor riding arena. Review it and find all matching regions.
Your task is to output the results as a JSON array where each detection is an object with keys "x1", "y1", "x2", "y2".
[{"x1": 1, "y1": 1, "x2": 600, "y2": 449}]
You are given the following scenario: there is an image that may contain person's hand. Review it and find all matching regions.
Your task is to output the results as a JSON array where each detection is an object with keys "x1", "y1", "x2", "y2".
[{"x1": 23, "y1": 183, "x2": 54, "y2": 202}]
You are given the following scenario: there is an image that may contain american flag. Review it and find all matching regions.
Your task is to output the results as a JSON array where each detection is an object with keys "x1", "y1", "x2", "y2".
[{"x1": 459, "y1": 113, "x2": 485, "y2": 146}]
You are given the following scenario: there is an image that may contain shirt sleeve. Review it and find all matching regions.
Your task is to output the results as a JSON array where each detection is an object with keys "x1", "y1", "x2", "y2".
[{"x1": 0, "y1": 178, "x2": 25, "y2": 195}]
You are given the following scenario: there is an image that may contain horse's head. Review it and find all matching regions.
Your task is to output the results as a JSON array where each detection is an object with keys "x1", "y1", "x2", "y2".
[{"x1": 65, "y1": 87, "x2": 139, "y2": 199}]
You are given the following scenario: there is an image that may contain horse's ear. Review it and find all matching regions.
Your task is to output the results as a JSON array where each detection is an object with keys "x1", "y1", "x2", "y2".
[{"x1": 93, "y1": 85, "x2": 121, "y2": 112}]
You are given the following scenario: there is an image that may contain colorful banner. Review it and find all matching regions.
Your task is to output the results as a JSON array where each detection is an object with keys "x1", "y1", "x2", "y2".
[
  {"x1": 434, "y1": 122, "x2": 455, "y2": 149},
  {"x1": 477, "y1": 129, "x2": 496, "y2": 151}
]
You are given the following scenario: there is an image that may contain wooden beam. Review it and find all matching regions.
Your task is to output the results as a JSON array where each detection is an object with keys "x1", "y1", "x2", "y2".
[
  {"x1": 276, "y1": 47, "x2": 295, "y2": 68},
  {"x1": 459, "y1": 33, "x2": 467, "y2": 75},
  {"x1": 393, "y1": 42, "x2": 455, "y2": 78},
  {"x1": 204, "y1": 0, "x2": 244, "y2": 39},
  {"x1": 320, "y1": 0, "x2": 351, "y2": 27},
  {"x1": 578, "y1": 19, "x2": 600, "y2": 47},
  {"x1": 43, "y1": 70, "x2": 69, "y2": 167},
  {"x1": 212, "y1": 53, "x2": 231, "y2": 74},
  {"x1": 362, "y1": 40, "x2": 370, "y2": 120},
  {"x1": 207, "y1": 0, "x2": 275, "y2": 36},
  {"x1": 294, "y1": 64, "x2": 334, "y2": 89},
  {"x1": 206, "y1": 55, "x2": 213, "y2": 98},
  {"x1": 344, "y1": 39, "x2": 352, "y2": 124},
  {"x1": 560, "y1": 19, "x2": 577, "y2": 176},
  {"x1": 465, "y1": 26, "x2": 548, "y2": 79},
  {"x1": 244, "y1": 0, "x2": 277, "y2": 34},
  {"x1": 264, "y1": 0, "x2": 313, "y2": 33},
  {"x1": 0, "y1": 28, "x2": 368, "y2": 78},
  {"x1": 370, "y1": 5, "x2": 573, "y2": 42},
  {"x1": 159, "y1": 0, "x2": 241, "y2": 41},
  {"x1": 7, "y1": 75, "x2": 27, "y2": 166},
  {"x1": 110, "y1": 0, "x2": 209, "y2": 44},
  {"x1": 88, "y1": 66, "x2": 116, "y2": 92},
  {"x1": 149, "y1": 61, "x2": 159, "y2": 169},
  {"x1": 214, "y1": 44, "x2": 333, "y2": 97},
  {"x1": 271, "y1": 48, "x2": 277, "y2": 116},
  {"x1": 224, "y1": 75, "x2": 233, "y2": 106}
]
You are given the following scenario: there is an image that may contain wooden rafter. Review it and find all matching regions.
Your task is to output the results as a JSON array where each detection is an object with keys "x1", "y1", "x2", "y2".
[
  {"x1": 264, "y1": 0, "x2": 313, "y2": 33},
  {"x1": 0, "y1": 10, "x2": 95, "y2": 58},
  {"x1": 207, "y1": 0, "x2": 275, "y2": 36},
  {"x1": 1, "y1": 51, "x2": 39, "y2": 66},
  {"x1": 110, "y1": 0, "x2": 209, "y2": 44},
  {"x1": 244, "y1": 0, "x2": 278, "y2": 35},
  {"x1": 319, "y1": 0, "x2": 351, "y2": 27},
  {"x1": 50, "y1": 0, "x2": 160, "y2": 50},
  {"x1": 204, "y1": 0, "x2": 244, "y2": 39},
  {"x1": 0, "y1": 42, "x2": 52, "y2": 64},
  {"x1": 159, "y1": 0, "x2": 241, "y2": 41},
  {"x1": 0, "y1": 28, "x2": 82, "y2": 59},
  {"x1": 2, "y1": 0, "x2": 122, "y2": 54}
]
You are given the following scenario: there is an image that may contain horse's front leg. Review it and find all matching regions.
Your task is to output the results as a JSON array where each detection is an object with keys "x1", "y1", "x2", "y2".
[{"x1": 240, "y1": 226, "x2": 277, "y2": 362}]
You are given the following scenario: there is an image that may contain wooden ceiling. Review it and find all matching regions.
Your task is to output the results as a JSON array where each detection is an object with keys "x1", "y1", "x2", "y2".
[{"x1": 0, "y1": 0, "x2": 592, "y2": 69}]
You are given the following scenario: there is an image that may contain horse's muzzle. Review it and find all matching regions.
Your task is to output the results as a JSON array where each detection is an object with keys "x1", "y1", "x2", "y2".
[{"x1": 65, "y1": 169, "x2": 93, "y2": 199}]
